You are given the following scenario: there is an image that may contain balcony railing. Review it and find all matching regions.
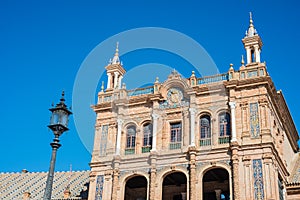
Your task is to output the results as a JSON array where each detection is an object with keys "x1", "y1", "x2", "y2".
[
  {"x1": 142, "y1": 146, "x2": 151, "y2": 153},
  {"x1": 127, "y1": 87, "x2": 154, "y2": 97},
  {"x1": 169, "y1": 142, "x2": 181, "y2": 150},
  {"x1": 199, "y1": 138, "x2": 211, "y2": 146},
  {"x1": 125, "y1": 148, "x2": 135, "y2": 155},
  {"x1": 218, "y1": 136, "x2": 230, "y2": 144},
  {"x1": 197, "y1": 73, "x2": 228, "y2": 85}
]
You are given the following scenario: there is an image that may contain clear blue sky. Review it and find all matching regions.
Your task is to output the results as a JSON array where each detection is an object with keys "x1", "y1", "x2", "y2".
[{"x1": 1, "y1": 0, "x2": 299, "y2": 172}]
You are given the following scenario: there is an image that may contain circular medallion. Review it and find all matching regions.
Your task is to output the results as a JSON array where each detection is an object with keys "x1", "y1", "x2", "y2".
[{"x1": 167, "y1": 88, "x2": 183, "y2": 106}]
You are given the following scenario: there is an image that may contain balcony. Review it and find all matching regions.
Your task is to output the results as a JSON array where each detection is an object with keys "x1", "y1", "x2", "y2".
[
  {"x1": 125, "y1": 148, "x2": 135, "y2": 155},
  {"x1": 218, "y1": 136, "x2": 230, "y2": 144},
  {"x1": 142, "y1": 146, "x2": 151, "y2": 153},
  {"x1": 199, "y1": 138, "x2": 211, "y2": 146},
  {"x1": 169, "y1": 142, "x2": 181, "y2": 150}
]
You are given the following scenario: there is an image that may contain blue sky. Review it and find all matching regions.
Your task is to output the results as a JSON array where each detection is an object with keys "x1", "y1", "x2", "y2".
[{"x1": 1, "y1": 0, "x2": 299, "y2": 172}]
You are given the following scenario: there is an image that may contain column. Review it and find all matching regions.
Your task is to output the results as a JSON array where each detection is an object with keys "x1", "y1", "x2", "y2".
[
  {"x1": 215, "y1": 189, "x2": 222, "y2": 200},
  {"x1": 254, "y1": 45, "x2": 260, "y2": 63},
  {"x1": 114, "y1": 71, "x2": 119, "y2": 89},
  {"x1": 112, "y1": 156, "x2": 120, "y2": 200},
  {"x1": 189, "y1": 108, "x2": 196, "y2": 146},
  {"x1": 118, "y1": 75, "x2": 123, "y2": 89},
  {"x1": 107, "y1": 73, "x2": 112, "y2": 89},
  {"x1": 151, "y1": 114, "x2": 159, "y2": 151},
  {"x1": 189, "y1": 147, "x2": 197, "y2": 200},
  {"x1": 116, "y1": 119, "x2": 123, "y2": 155},
  {"x1": 231, "y1": 143, "x2": 240, "y2": 200},
  {"x1": 232, "y1": 155, "x2": 240, "y2": 200},
  {"x1": 149, "y1": 151, "x2": 157, "y2": 200},
  {"x1": 229, "y1": 102, "x2": 237, "y2": 142},
  {"x1": 245, "y1": 46, "x2": 251, "y2": 64}
]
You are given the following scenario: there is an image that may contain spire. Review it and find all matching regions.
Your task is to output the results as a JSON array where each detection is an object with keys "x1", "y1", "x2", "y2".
[
  {"x1": 246, "y1": 12, "x2": 258, "y2": 37},
  {"x1": 111, "y1": 42, "x2": 120, "y2": 64}
]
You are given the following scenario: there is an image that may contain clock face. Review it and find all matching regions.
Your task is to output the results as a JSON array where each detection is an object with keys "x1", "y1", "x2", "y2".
[{"x1": 167, "y1": 88, "x2": 183, "y2": 105}]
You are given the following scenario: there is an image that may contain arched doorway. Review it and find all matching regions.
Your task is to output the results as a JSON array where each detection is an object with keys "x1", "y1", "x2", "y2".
[
  {"x1": 162, "y1": 172, "x2": 187, "y2": 200},
  {"x1": 125, "y1": 175, "x2": 147, "y2": 200},
  {"x1": 202, "y1": 168, "x2": 230, "y2": 200}
]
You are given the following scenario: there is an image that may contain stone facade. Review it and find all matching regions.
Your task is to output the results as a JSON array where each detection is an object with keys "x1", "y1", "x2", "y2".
[{"x1": 88, "y1": 15, "x2": 300, "y2": 200}]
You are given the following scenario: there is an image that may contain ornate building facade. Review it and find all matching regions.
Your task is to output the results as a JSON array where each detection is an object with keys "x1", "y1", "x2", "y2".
[{"x1": 88, "y1": 15, "x2": 300, "y2": 200}]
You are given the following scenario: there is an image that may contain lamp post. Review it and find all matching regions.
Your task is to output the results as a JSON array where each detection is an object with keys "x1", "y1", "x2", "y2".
[{"x1": 43, "y1": 91, "x2": 72, "y2": 200}]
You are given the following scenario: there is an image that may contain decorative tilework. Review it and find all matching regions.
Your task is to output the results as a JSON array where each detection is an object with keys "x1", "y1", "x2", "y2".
[
  {"x1": 253, "y1": 159, "x2": 264, "y2": 200},
  {"x1": 100, "y1": 125, "x2": 108, "y2": 156},
  {"x1": 250, "y1": 103, "x2": 260, "y2": 138},
  {"x1": 95, "y1": 175, "x2": 104, "y2": 200}
]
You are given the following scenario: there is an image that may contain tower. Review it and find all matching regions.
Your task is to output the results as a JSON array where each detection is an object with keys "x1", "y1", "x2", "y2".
[
  {"x1": 105, "y1": 42, "x2": 126, "y2": 90},
  {"x1": 242, "y1": 12, "x2": 263, "y2": 64}
]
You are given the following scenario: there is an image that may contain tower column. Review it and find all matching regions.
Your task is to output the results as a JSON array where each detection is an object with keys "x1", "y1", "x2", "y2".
[
  {"x1": 254, "y1": 45, "x2": 260, "y2": 63},
  {"x1": 151, "y1": 114, "x2": 159, "y2": 151},
  {"x1": 229, "y1": 102, "x2": 237, "y2": 142},
  {"x1": 107, "y1": 73, "x2": 112, "y2": 89},
  {"x1": 114, "y1": 72, "x2": 119, "y2": 89},
  {"x1": 118, "y1": 75, "x2": 123, "y2": 89},
  {"x1": 245, "y1": 46, "x2": 251, "y2": 64},
  {"x1": 116, "y1": 119, "x2": 123, "y2": 155},
  {"x1": 189, "y1": 108, "x2": 196, "y2": 146}
]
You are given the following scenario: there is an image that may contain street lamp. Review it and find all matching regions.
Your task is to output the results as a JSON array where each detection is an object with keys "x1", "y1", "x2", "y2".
[{"x1": 43, "y1": 91, "x2": 72, "y2": 200}]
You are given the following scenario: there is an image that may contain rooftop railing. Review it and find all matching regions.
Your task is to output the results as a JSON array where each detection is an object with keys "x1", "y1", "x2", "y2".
[{"x1": 197, "y1": 73, "x2": 229, "y2": 85}]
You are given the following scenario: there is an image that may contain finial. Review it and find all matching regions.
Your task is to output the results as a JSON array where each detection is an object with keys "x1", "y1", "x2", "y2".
[
  {"x1": 245, "y1": 12, "x2": 257, "y2": 37},
  {"x1": 101, "y1": 81, "x2": 104, "y2": 92},
  {"x1": 241, "y1": 55, "x2": 245, "y2": 65},
  {"x1": 122, "y1": 82, "x2": 126, "y2": 89},
  {"x1": 155, "y1": 77, "x2": 159, "y2": 83},
  {"x1": 60, "y1": 90, "x2": 65, "y2": 103},
  {"x1": 115, "y1": 42, "x2": 119, "y2": 56},
  {"x1": 111, "y1": 42, "x2": 120, "y2": 64},
  {"x1": 191, "y1": 71, "x2": 195, "y2": 77},
  {"x1": 229, "y1": 63, "x2": 234, "y2": 70}
]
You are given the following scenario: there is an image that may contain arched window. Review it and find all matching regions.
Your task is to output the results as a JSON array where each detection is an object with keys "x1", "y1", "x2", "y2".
[
  {"x1": 125, "y1": 125, "x2": 136, "y2": 155},
  {"x1": 200, "y1": 115, "x2": 211, "y2": 138},
  {"x1": 142, "y1": 123, "x2": 152, "y2": 153},
  {"x1": 143, "y1": 123, "x2": 152, "y2": 146},
  {"x1": 200, "y1": 115, "x2": 211, "y2": 146},
  {"x1": 219, "y1": 112, "x2": 231, "y2": 144},
  {"x1": 219, "y1": 112, "x2": 231, "y2": 136}
]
